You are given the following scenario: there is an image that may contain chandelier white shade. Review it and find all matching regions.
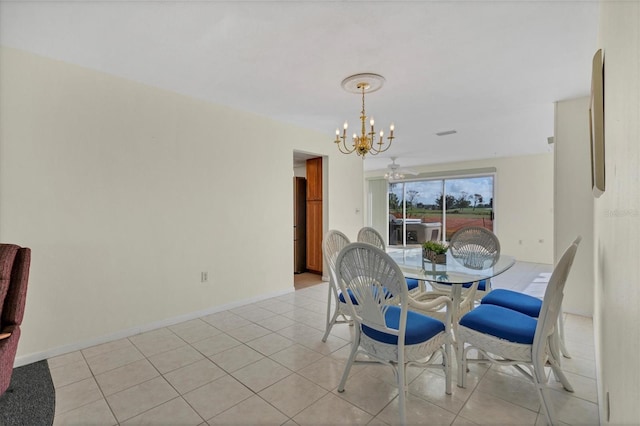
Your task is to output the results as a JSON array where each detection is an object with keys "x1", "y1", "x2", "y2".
[
  {"x1": 334, "y1": 73, "x2": 396, "y2": 158},
  {"x1": 385, "y1": 170, "x2": 405, "y2": 181},
  {"x1": 384, "y1": 157, "x2": 418, "y2": 181}
]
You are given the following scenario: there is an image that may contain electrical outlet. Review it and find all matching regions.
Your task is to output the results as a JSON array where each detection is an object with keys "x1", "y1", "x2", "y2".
[{"x1": 201, "y1": 272, "x2": 208, "y2": 283}]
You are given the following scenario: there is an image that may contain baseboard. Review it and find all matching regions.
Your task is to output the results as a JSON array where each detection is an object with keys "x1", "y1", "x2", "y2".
[{"x1": 13, "y1": 287, "x2": 294, "y2": 368}]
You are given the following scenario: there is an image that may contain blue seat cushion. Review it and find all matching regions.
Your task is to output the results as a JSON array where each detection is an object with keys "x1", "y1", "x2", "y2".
[
  {"x1": 434, "y1": 279, "x2": 488, "y2": 291},
  {"x1": 361, "y1": 305, "x2": 445, "y2": 345},
  {"x1": 464, "y1": 279, "x2": 488, "y2": 291},
  {"x1": 481, "y1": 289, "x2": 542, "y2": 318},
  {"x1": 338, "y1": 289, "x2": 358, "y2": 305},
  {"x1": 459, "y1": 304, "x2": 537, "y2": 344},
  {"x1": 405, "y1": 278, "x2": 420, "y2": 291}
]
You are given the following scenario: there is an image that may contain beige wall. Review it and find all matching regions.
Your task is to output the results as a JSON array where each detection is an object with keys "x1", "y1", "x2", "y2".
[
  {"x1": 594, "y1": 1, "x2": 640, "y2": 423},
  {"x1": 366, "y1": 153, "x2": 555, "y2": 264},
  {"x1": 554, "y1": 97, "x2": 594, "y2": 316},
  {"x1": 0, "y1": 47, "x2": 365, "y2": 364}
]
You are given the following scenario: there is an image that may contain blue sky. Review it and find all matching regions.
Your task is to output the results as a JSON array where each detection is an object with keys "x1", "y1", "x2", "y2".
[{"x1": 390, "y1": 176, "x2": 494, "y2": 206}]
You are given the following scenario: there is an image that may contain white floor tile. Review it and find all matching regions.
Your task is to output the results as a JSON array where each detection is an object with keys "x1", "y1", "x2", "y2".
[
  {"x1": 182, "y1": 375, "x2": 253, "y2": 421},
  {"x1": 95, "y1": 358, "x2": 159, "y2": 396},
  {"x1": 106, "y1": 376, "x2": 178, "y2": 423},
  {"x1": 292, "y1": 392, "x2": 373, "y2": 425},
  {"x1": 162, "y1": 358, "x2": 226, "y2": 395},
  {"x1": 121, "y1": 396, "x2": 203, "y2": 425},
  {"x1": 230, "y1": 357, "x2": 293, "y2": 393},
  {"x1": 258, "y1": 373, "x2": 329, "y2": 417},
  {"x1": 48, "y1": 262, "x2": 597, "y2": 426},
  {"x1": 207, "y1": 395, "x2": 289, "y2": 425}
]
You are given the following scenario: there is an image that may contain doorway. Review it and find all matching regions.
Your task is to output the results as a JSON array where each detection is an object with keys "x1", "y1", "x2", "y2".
[{"x1": 293, "y1": 152, "x2": 324, "y2": 289}]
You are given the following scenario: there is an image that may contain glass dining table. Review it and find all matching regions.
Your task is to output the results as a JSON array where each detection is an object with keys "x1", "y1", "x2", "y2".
[{"x1": 387, "y1": 246, "x2": 516, "y2": 327}]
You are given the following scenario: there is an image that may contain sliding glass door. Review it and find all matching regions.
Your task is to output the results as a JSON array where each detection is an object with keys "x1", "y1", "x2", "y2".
[{"x1": 388, "y1": 174, "x2": 494, "y2": 246}]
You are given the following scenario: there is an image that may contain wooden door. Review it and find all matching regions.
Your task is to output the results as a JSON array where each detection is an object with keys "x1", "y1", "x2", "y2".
[
  {"x1": 306, "y1": 157, "x2": 322, "y2": 201},
  {"x1": 306, "y1": 201, "x2": 322, "y2": 273},
  {"x1": 306, "y1": 157, "x2": 323, "y2": 274}
]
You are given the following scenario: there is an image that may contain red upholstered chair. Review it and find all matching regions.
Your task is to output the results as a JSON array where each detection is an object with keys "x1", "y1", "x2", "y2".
[{"x1": 0, "y1": 244, "x2": 31, "y2": 396}]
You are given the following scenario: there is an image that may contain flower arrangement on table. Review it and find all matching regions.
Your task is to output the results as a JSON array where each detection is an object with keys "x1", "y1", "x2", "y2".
[{"x1": 422, "y1": 240, "x2": 448, "y2": 264}]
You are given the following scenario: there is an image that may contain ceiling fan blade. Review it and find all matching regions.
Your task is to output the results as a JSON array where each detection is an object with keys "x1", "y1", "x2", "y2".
[{"x1": 400, "y1": 168, "x2": 419, "y2": 175}]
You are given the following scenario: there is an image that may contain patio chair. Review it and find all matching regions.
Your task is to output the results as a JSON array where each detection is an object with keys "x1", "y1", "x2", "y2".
[
  {"x1": 335, "y1": 242, "x2": 453, "y2": 425},
  {"x1": 456, "y1": 236, "x2": 581, "y2": 426},
  {"x1": 321, "y1": 230, "x2": 352, "y2": 342}
]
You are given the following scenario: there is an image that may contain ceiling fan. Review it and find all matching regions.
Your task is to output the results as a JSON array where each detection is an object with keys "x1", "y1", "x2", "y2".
[{"x1": 384, "y1": 157, "x2": 419, "y2": 181}]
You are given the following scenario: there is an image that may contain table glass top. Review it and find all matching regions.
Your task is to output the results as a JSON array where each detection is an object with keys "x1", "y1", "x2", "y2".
[{"x1": 387, "y1": 246, "x2": 515, "y2": 284}]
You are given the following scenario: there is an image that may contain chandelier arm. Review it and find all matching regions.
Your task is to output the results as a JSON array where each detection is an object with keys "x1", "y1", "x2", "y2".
[
  {"x1": 336, "y1": 145, "x2": 354, "y2": 155},
  {"x1": 336, "y1": 138, "x2": 356, "y2": 154},
  {"x1": 368, "y1": 137, "x2": 389, "y2": 154},
  {"x1": 372, "y1": 144, "x2": 392, "y2": 154}
]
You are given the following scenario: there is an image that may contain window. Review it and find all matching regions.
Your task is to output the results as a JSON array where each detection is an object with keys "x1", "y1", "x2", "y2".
[{"x1": 388, "y1": 174, "x2": 494, "y2": 246}]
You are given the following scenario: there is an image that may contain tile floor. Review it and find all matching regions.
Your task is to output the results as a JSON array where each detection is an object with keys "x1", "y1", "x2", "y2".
[{"x1": 49, "y1": 262, "x2": 599, "y2": 425}]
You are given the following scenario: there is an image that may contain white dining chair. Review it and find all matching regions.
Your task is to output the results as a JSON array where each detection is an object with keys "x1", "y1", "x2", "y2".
[
  {"x1": 321, "y1": 229, "x2": 352, "y2": 342},
  {"x1": 443, "y1": 226, "x2": 500, "y2": 298},
  {"x1": 411, "y1": 226, "x2": 500, "y2": 323},
  {"x1": 356, "y1": 226, "x2": 385, "y2": 250},
  {"x1": 357, "y1": 226, "x2": 421, "y2": 295},
  {"x1": 335, "y1": 242, "x2": 453, "y2": 425},
  {"x1": 456, "y1": 236, "x2": 581, "y2": 426}
]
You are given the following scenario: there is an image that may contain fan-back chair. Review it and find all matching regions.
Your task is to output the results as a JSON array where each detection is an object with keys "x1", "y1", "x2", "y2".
[
  {"x1": 357, "y1": 226, "x2": 421, "y2": 294},
  {"x1": 411, "y1": 226, "x2": 500, "y2": 323},
  {"x1": 335, "y1": 242, "x2": 452, "y2": 425},
  {"x1": 321, "y1": 230, "x2": 352, "y2": 342},
  {"x1": 456, "y1": 236, "x2": 581, "y2": 426}
]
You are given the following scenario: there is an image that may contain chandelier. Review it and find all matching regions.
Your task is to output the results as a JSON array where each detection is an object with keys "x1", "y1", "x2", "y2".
[{"x1": 334, "y1": 73, "x2": 395, "y2": 158}]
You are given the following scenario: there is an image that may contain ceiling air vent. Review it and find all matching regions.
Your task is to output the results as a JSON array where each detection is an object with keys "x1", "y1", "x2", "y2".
[{"x1": 436, "y1": 130, "x2": 457, "y2": 136}]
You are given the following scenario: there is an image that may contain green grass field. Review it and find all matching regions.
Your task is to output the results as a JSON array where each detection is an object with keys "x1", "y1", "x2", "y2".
[{"x1": 390, "y1": 207, "x2": 492, "y2": 220}]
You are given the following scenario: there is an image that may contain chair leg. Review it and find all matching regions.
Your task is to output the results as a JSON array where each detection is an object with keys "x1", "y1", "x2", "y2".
[
  {"x1": 457, "y1": 339, "x2": 466, "y2": 388},
  {"x1": 323, "y1": 286, "x2": 349, "y2": 342},
  {"x1": 558, "y1": 309, "x2": 572, "y2": 358},
  {"x1": 322, "y1": 303, "x2": 341, "y2": 342},
  {"x1": 444, "y1": 344, "x2": 452, "y2": 395},
  {"x1": 549, "y1": 360, "x2": 574, "y2": 393},
  {"x1": 533, "y1": 357, "x2": 557, "y2": 426},
  {"x1": 337, "y1": 327, "x2": 360, "y2": 392},
  {"x1": 402, "y1": 366, "x2": 409, "y2": 396},
  {"x1": 398, "y1": 355, "x2": 407, "y2": 425},
  {"x1": 547, "y1": 333, "x2": 574, "y2": 392},
  {"x1": 322, "y1": 285, "x2": 335, "y2": 342}
]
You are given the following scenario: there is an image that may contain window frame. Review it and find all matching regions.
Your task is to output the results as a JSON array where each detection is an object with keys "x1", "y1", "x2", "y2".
[{"x1": 388, "y1": 171, "x2": 496, "y2": 245}]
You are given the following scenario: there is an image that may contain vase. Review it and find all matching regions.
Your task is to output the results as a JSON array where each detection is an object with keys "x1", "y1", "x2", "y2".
[{"x1": 423, "y1": 248, "x2": 447, "y2": 264}]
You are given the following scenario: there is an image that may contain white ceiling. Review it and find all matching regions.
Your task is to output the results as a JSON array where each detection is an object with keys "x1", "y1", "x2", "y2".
[{"x1": 0, "y1": 1, "x2": 600, "y2": 172}]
